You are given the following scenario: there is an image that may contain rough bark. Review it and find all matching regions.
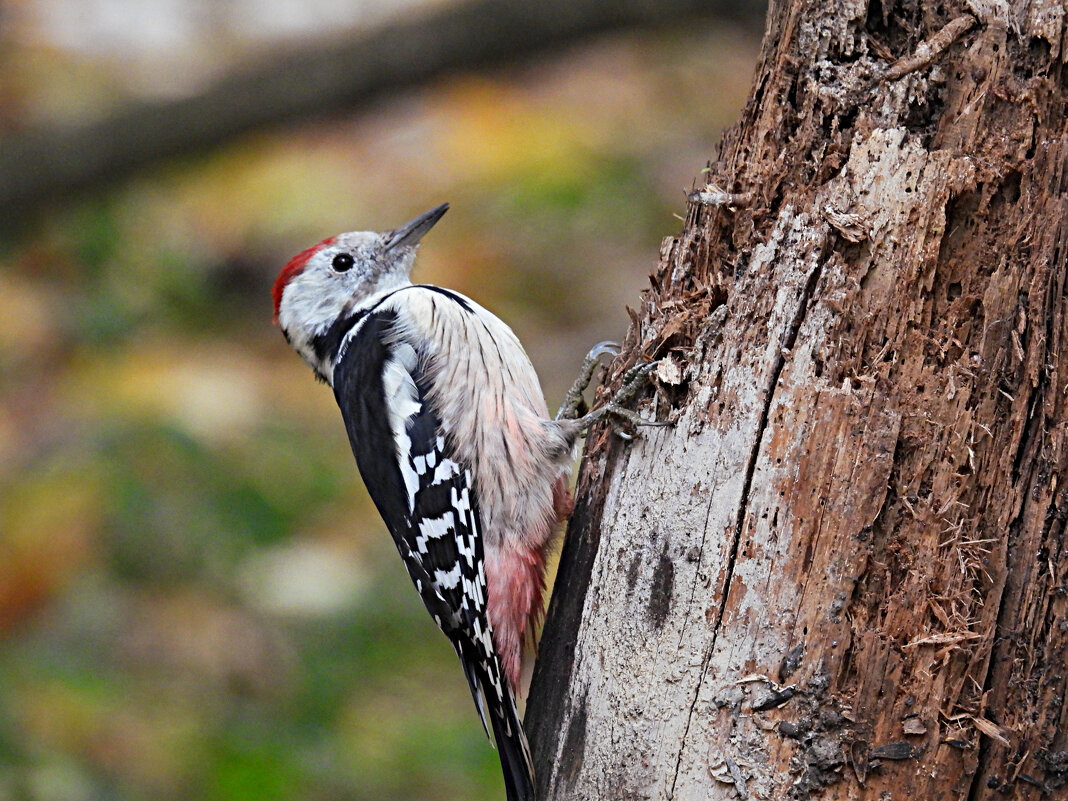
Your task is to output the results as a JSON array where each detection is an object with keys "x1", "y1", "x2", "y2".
[{"x1": 527, "y1": 1, "x2": 1068, "y2": 799}]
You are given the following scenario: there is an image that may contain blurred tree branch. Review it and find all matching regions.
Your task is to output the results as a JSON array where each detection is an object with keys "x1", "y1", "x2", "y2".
[{"x1": 0, "y1": 0, "x2": 765, "y2": 230}]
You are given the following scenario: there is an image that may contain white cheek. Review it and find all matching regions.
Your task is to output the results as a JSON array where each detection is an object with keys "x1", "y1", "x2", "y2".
[{"x1": 282, "y1": 270, "x2": 348, "y2": 335}]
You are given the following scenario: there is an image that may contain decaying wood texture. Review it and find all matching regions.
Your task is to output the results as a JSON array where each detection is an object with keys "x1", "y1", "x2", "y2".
[{"x1": 526, "y1": 1, "x2": 1068, "y2": 799}]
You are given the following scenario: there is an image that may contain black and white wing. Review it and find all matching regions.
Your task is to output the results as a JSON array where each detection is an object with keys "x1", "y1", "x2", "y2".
[
  {"x1": 332, "y1": 308, "x2": 484, "y2": 632},
  {"x1": 331, "y1": 304, "x2": 534, "y2": 801},
  {"x1": 332, "y1": 309, "x2": 477, "y2": 635}
]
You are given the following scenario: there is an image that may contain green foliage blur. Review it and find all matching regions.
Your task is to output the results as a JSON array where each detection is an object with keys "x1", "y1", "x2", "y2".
[{"x1": 0, "y1": 8, "x2": 756, "y2": 800}]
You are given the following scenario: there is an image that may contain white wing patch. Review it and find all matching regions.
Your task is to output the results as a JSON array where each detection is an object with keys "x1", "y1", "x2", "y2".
[
  {"x1": 451, "y1": 483, "x2": 472, "y2": 515},
  {"x1": 432, "y1": 458, "x2": 459, "y2": 484},
  {"x1": 381, "y1": 341, "x2": 422, "y2": 511},
  {"x1": 434, "y1": 563, "x2": 463, "y2": 590},
  {"x1": 415, "y1": 511, "x2": 455, "y2": 554}
]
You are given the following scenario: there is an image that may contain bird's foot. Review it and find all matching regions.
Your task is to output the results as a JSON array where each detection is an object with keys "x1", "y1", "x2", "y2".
[
  {"x1": 555, "y1": 340, "x2": 620, "y2": 422},
  {"x1": 569, "y1": 360, "x2": 670, "y2": 438}
]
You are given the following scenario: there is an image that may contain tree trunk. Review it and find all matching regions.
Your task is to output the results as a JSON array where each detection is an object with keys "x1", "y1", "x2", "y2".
[{"x1": 526, "y1": 1, "x2": 1068, "y2": 800}]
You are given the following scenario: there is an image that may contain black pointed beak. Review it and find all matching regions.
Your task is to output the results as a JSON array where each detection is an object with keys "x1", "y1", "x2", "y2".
[{"x1": 385, "y1": 203, "x2": 449, "y2": 250}]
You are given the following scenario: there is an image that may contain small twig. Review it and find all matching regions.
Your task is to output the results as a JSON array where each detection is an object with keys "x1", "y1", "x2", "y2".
[
  {"x1": 884, "y1": 15, "x2": 976, "y2": 81},
  {"x1": 689, "y1": 183, "x2": 753, "y2": 209},
  {"x1": 902, "y1": 631, "x2": 982, "y2": 649},
  {"x1": 970, "y1": 715, "x2": 1011, "y2": 747}
]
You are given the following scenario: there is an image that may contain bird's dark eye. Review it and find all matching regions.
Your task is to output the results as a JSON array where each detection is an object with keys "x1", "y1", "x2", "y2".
[{"x1": 331, "y1": 253, "x2": 355, "y2": 272}]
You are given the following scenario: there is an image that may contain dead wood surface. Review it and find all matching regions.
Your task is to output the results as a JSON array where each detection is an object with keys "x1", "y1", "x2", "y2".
[{"x1": 527, "y1": 1, "x2": 1068, "y2": 799}]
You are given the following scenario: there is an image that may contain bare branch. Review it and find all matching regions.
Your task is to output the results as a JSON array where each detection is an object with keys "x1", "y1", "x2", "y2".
[{"x1": 0, "y1": 0, "x2": 766, "y2": 229}]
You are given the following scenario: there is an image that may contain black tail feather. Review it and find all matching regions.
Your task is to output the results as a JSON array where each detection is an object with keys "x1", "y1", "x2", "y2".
[
  {"x1": 489, "y1": 689, "x2": 535, "y2": 801},
  {"x1": 457, "y1": 647, "x2": 535, "y2": 801}
]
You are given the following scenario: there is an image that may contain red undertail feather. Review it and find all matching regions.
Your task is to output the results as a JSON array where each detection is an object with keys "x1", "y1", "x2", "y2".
[
  {"x1": 487, "y1": 542, "x2": 548, "y2": 690},
  {"x1": 488, "y1": 475, "x2": 575, "y2": 690}
]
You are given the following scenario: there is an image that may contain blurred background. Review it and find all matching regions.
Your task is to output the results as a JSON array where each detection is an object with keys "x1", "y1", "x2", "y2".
[{"x1": 0, "y1": 1, "x2": 760, "y2": 798}]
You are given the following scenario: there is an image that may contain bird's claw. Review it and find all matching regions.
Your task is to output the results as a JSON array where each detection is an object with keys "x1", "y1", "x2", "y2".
[
  {"x1": 616, "y1": 361, "x2": 660, "y2": 405},
  {"x1": 569, "y1": 359, "x2": 669, "y2": 438},
  {"x1": 587, "y1": 340, "x2": 621, "y2": 361},
  {"x1": 556, "y1": 341, "x2": 621, "y2": 421}
]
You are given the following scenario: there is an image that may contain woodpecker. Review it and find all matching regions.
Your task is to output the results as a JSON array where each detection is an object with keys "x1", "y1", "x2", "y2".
[{"x1": 272, "y1": 203, "x2": 656, "y2": 801}]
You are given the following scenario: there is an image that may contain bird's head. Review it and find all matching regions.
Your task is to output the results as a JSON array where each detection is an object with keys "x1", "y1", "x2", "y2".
[{"x1": 272, "y1": 203, "x2": 448, "y2": 375}]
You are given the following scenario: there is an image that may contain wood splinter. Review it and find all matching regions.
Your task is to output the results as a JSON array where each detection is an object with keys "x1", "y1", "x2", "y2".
[{"x1": 884, "y1": 15, "x2": 977, "y2": 81}]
